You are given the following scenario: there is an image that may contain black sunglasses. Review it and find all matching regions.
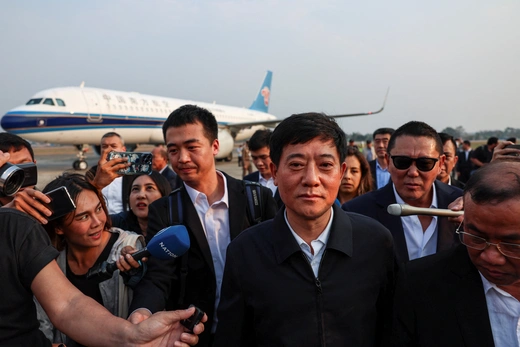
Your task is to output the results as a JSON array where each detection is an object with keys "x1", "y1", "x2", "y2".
[{"x1": 390, "y1": 156, "x2": 439, "y2": 172}]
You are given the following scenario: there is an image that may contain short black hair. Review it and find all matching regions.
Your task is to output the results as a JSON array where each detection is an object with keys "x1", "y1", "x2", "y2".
[
  {"x1": 0, "y1": 133, "x2": 35, "y2": 161},
  {"x1": 439, "y1": 132, "x2": 457, "y2": 154},
  {"x1": 372, "y1": 127, "x2": 395, "y2": 140},
  {"x1": 270, "y1": 113, "x2": 347, "y2": 167},
  {"x1": 463, "y1": 140, "x2": 471, "y2": 146},
  {"x1": 465, "y1": 160, "x2": 520, "y2": 205},
  {"x1": 507, "y1": 137, "x2": 517, "y2": 144},
  {"x1": 162, "y1": 105, "x2": 218, "y2": 143},
  {"x1": 487, "y1": 137, "x2": 499, "y2": 146},
  {"x1": 387, "y1": 121, "x2": 443, "y2": 156},
  {"x1": 248, "y1": 129, "x2": 272, "y2": 152}
]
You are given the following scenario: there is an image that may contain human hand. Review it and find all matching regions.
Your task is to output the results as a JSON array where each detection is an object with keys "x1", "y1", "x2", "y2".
[
  {"x1": 116, "y1": 246, "x2": 147, "y2": 272},
  {"x1": 130, "y1": 307, "x2": 207, "y2": 347},
  {"x1": 91, "y1": 147, "x2": 129, "y2": 190},
  {"x1": 3, "y1": 188, "x2": 52, "y2": 224},
  {"x1": 492, "y1": 141, "x2": 520, "y2": 162},
  {"x1": 448, "y1": 196, "x2": 464, "y2": 225}
]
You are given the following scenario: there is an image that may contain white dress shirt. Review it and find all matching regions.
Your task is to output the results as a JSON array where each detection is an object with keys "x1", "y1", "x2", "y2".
[
  {"x1": 184, "y1": 171, "x2": 230, "y2": 333},
  {"x1": 481, "y1": 273, "x2": 520, "y2": 347},
  {"x1": 286, "y1": 208, "x2": 333, "y2": 278},
  {"x1": 259, "y1": 174, "x2": 277, "y2": 197},
  {"x1": 393, "y1": 183, "x2": 438, "y2": 260},
  {"x1": 101, "y1": 176, "x2": 123, "y2": 214}
]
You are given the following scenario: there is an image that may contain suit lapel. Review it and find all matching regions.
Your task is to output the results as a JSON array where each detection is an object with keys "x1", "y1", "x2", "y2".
[
  {"x1": 374, "y1": 183, "x2": 409, "y2": 262},
  {"x1": 225, "y1": 174, "x2": 248, "y2": 240},
  {"x1": 451, "y1": 246, "x2": 495, "y2": 346},
  {"x1": 435, "y1": 181, "x2": 463, "y2": 252}
]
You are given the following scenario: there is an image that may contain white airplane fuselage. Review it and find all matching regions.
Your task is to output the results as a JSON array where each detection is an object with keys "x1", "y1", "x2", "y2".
[{"x1": 1, "y1": 86, "x2": 277, "y2": 160}]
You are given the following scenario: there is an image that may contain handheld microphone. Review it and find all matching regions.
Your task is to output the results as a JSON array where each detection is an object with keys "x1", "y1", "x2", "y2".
[
  {"x1": 387, "y1": 203, "x2": 464, "y2": 217},
  {"x1": 86, "y1": 225, "x2": 190, "y2": 281}
]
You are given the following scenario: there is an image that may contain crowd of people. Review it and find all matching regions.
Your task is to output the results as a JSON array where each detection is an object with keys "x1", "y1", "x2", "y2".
[{"x1": 1, "y1": 106, "x2": 520, "y2": 346}]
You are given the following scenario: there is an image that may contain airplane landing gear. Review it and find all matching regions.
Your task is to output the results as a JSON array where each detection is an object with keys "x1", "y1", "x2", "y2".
[{"x1": 73, "y1": 144, "x2": 89, "y2": 170}]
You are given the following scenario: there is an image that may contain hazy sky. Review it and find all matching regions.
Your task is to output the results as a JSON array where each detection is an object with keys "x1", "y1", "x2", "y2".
[{"x1": 1, "y1": 0, "x2": 519, "y2": 135}]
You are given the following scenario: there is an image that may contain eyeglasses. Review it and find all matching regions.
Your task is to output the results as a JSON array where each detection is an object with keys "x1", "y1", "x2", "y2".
[
  {"x1": 390, "y1": 156, "x2": 439, "y2": 172},
  {"x1": 455, "y1": 221, "x2": 520, "y2": 259}
]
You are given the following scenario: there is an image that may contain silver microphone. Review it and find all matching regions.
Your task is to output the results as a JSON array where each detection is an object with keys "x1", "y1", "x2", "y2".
[{"x1": 387, "y1": 204, "x2": 463, "y2": 217}]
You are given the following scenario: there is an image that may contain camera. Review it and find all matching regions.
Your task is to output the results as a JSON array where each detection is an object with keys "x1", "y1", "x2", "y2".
[
  {"x1": 0, "y1": 162, "x2": 38, "y2": 196},
  {"x1": 505, "y1": 144, "x2": 520, "y2": 157}
]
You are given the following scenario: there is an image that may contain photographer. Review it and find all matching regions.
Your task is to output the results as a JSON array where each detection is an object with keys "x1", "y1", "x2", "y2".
[
  {"x1": 0, "y1": 150, "x2": 206, "y2": 346},
  {"x1": 0, "y1": 133, "x2": 53, "y2": 224}
]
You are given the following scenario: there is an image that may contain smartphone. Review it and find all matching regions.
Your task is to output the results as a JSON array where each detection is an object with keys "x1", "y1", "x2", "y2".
[
  {"x1": 106, "y1": 151, "x2": 153, "y2": 175},
  {"x1": 181, "y1": 305, "x2": 205, "y2": 332},
  {"x1": 44, "y1": 186, "x2": 76, "y2": 221}
]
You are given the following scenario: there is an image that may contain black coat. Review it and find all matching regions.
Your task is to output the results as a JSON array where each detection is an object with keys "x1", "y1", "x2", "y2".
[
  {"x1": 342, "y1": 180, "x2": 463, "y2": 263},
  {"x1": 160, "y1": 166, "x2": 178, "y2": 191},
  {"x1": 392, "y1": 244, "x2": 495, "y2": 347},
  {"x1": 214, "y1": 204, "x2": 395, "y2": 347},
  {"x1": 129, "y1": 172, "x2": 278, "y2": 347}
]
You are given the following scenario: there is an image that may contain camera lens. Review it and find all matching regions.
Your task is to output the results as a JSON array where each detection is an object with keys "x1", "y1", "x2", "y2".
[{"x1": 0, "y1": 163, "x2": 26, "y2": 196}]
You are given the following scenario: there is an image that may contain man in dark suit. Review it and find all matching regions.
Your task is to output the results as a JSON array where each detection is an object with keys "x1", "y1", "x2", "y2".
[
  {"x1": 127, "y1": 105, "x2": 277, "y2": 347},
  {"x1": 437, "y1": 133, "x2": 465, "y2": 189},
  {"x1": 343, "y1": 121, "x2": 463, "y2": 263},
  {"x1": 456, "y1": 140, "x2": 473, "y2": 183},
  {"x1": 243, "y1": 129, "x2": 283, "y2": 210},
  {"x1": 392, "y1": 160, "x2": 520, "y2": 347},
  {"x1": 214, "y1": 113, "x2": 395, "y2": 347},
  {"x1": 151, "y1": 145, "x2": 178, "y2": 191},
  {"x1": 369, "y1": 127, "x2": 394, "y2": 190}
]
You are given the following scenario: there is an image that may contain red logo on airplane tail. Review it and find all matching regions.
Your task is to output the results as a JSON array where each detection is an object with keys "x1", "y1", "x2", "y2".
[{"x1": 261, "y1": 87, "x2": 270, "y2": 106}]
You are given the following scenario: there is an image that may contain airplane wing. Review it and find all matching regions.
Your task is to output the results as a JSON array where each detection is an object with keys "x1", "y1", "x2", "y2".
[{"x1": 226, "y1": 88, "x2": 389, "y2": 131}]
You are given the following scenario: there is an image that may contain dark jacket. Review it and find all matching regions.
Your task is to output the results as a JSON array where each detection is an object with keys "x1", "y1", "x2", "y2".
[
  {"x1": 159, "y1": 166, "x2": 178, "y2": 191},
  {"x1": 214, "y1": 204, "x2": 395, "y2": 347},
  {"x1": 342, "y1": 180, "x2": 463, "y2": 263},
  {"x1": 129, "y1": 172, "x2": 278, "y2": 347},
  {"x1": 243, "y1": 171, "x2": 284, "y2": 210},
  {"x1": 456, "y1": 149, "x2": 473, "y2": 183},
  {"x1": 392, "y1": 244, "x2": 494, "y2": 347}
]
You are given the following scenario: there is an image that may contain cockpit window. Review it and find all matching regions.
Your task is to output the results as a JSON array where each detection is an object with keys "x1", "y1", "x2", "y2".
[
  {"x1": 56, "y1": 99, "x2": 66, "y2": 106},
  {"x1": 26, "y1": 98, "x2": 43, "y2": 105},
  {"x1": 43, "y1": 98, "x2": 55, "y2": 106}
]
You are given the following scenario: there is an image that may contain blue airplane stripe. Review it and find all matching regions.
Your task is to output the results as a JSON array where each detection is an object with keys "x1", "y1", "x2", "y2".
[
  {"x1": 1, "y1": 115, "x2": 163, "y2": 130},
  {"x1": 4, "y1": 110, "x2": 166, "y2": 122},
  {"x1": 7, "y1": 124, "x2": 161, "y2": 135}
]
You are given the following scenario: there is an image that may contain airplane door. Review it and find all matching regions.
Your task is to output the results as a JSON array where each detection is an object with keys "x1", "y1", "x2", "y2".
[{"x1": 83, "y1": 90, "x2": 102, "y2": 122}]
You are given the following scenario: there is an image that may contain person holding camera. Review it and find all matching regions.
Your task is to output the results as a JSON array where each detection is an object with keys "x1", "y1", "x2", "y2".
[
  {"x1": 87, "y1": 132, "x2": 132, "y2": 214},
  {"x1": 0, "y1": 133, "x2": 55, "y2": 223},
  {"x1": 0, "y1": 150, "x2": 206, "y2": 346}
]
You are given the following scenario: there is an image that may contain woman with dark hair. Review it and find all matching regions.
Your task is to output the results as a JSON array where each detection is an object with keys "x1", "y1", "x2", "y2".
[
  {"x1": 337, "y1": 146, "x2": 373, "y2": 205},
  {"x1": 36, "y1": 173, "x2": 146, "y2": 346},
  {"x1": 111, "y1": 171, "x2": 171, "y2": 238}
]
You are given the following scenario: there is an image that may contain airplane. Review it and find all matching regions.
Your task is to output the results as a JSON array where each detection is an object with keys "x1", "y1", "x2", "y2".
[{"x1": 1, "y1": 71, "x2": 388, "y2": 170}]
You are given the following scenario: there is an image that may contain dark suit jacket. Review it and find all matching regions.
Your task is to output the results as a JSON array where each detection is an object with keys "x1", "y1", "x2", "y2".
[
  {"x1": 214, "y1": 204, "x2": 395, "y2": 347},
  {"x1": 243, "y1": 171, "x2": 284, "y2": 210},
  {"x1": 456, "y1": 150, "x2": 473, "y2": 183},
  {"x1": 392, "y1": 244, "x2": 494, "y2": 347},
  {"x1": 130, "y1": 172, "x2": 278, "y2": 347},
  {"x1": 87, "y1": 165, "x2": 133, "y2": 211},
  {"x1": 342, "y1": 180, "x2": 463, "y2": 263},
  {"x1": 159, "y1": 166, "x2": 178, "y2": 191}
]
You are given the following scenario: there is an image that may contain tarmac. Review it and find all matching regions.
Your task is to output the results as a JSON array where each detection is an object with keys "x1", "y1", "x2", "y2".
[{"x1": 33, "y1": 145, "x2": 245, "y2": 189}]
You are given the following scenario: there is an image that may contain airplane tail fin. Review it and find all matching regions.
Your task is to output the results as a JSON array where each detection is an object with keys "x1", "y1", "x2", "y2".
[{"x1": 249, "y1": 71, "x2": 272, "y2": 113}]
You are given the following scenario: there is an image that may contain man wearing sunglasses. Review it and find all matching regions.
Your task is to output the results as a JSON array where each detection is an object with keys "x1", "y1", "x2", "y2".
[
  {"x1": 392, "y1": 160, "x2": 520, "y2": 347},
  {"x1": 343, "y1": 121, "x2": 462, "y2": 263}
]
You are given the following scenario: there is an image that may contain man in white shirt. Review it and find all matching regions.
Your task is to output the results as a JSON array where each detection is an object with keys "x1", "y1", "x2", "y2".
[
  {"x1": 343, "y1": 121, "x2": 463, "y2": 262},
  {"x1": 368, "y1": 127, "x2": 394, "y2": 190},
  {"x1": 151, "y1": 145, "x2": 177, "y2": 191},
  {"x1": 243, "y1": 129, "x2": 283, "y2": 209},
  {"x1": 88, "y1": 132, "x2": 130, "y2": 214},
  {"x1": 392, "y1": 160, "x2": 520, "y2": 347}
]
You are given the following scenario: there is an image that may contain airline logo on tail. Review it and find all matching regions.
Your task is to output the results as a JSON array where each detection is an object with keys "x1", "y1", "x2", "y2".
[{"x1": 261, "y1": 87, "x2": 270, "y2": 106}]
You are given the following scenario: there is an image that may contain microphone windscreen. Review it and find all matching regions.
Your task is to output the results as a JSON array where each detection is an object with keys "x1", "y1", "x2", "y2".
[
  {"x1": 147, "y1": 225, "x2": 190, "y2": 260},
  {"x1": 387, "y1": 204, "x2": 403, "y2": 216}
]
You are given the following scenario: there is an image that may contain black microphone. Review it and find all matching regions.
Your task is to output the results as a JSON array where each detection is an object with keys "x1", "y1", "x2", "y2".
[{"x1": 86, "y1": 225, "x2": 190, "y2": 281}]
